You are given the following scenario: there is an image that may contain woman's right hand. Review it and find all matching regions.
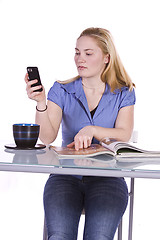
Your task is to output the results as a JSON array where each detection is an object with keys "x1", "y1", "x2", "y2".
[{"x1": 25, "y1": 73, "x2": 46, "y2": 103}]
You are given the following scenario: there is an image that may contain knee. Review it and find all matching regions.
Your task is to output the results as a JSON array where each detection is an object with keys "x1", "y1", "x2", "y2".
[
  {"x1": 48, "y1": 231, "x2": 76, "y2": 240},
  {"x1": 84, "y1": 231, "x2": 114, "y2": 240}
]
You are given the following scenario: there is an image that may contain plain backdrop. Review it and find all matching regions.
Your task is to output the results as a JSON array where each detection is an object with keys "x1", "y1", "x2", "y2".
[{"x1": 0, "y1": 0, "x2": 160, "y2": 239}]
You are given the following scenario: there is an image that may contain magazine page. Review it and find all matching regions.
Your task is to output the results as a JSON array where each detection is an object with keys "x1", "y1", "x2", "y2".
[
  {"x1": 100, "y1": 138, "x2": 122, "y2": 153},
  {"x1": 50, "y1": 144, "x2": 114, "y2": 158},
  {"x1": 116, "y1": 152, "x2": 160, "y2": 158},
  {"x1": 100, "y1": 138, "x2": 160, "y2": 155},
  {"x1": 115, "y1": 143, "x2": 160, "y2": 156},
  {"x1": 114, "y1": 142, "x2": 146, "y2": 153},
  {"x1": 101, "y1": 138, "x2": 143, "y2": 153}
]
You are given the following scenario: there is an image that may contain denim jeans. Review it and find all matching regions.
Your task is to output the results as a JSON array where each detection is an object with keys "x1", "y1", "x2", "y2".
[{"x1": 43, "y1": 175, "x2": 128, "y2": 240}]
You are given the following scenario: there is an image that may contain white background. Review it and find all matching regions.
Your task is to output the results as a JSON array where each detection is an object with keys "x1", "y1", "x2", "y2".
[{"x1": 0, "y1": 0, "x2": 160, "y2": 239}]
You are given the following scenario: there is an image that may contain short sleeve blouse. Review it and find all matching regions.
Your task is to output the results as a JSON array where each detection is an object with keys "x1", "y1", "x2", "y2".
[{"x1": 48, "y1": 77, "x2": 136, "y2": 146}]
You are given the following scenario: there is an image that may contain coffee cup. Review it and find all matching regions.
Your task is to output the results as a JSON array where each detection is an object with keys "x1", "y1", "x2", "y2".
[{"x1": 13, "y1": 123, "x2": 40, "y2": 148}]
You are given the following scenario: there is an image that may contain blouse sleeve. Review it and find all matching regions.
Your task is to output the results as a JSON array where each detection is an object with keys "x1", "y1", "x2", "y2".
[
  {"x1": 47, "y1": 81, "x2": 64, "y2": 110},
  {"x1": 119, "y1": 87, "x2": 136, "y2": 110}
]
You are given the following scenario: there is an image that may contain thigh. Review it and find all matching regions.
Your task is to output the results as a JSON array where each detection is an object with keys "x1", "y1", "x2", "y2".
[
  {"x1": 83, "y1": 177, "x2": 128, "y2": 240},
  {"x1": 43, "y1": 175, "x2": 84, "y2": 240}
]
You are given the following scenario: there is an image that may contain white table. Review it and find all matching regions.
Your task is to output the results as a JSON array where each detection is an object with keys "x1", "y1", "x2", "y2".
[
  {"x1": 1, "y1": 140, "x2": 160, "y2": 240},
  {"x1": 1, "y1": 142, "x2": 160, "y2": 179}
]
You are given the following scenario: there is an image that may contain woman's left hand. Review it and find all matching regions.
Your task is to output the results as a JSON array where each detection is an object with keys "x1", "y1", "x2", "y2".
[{"x1": 67, "y1": 126, "x2": 94, "y2": 151}]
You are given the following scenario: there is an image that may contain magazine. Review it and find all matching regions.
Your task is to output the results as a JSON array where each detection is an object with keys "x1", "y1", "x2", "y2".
[
  {"x1": 101, "y1": 138, "x2": 160, "y2": 160},
  {"x1": 50, "y1": 138, "x2": 160, "y2": 161},
  {"x1": 50, "y1": 144, "x2": 112, "y2": 158}
]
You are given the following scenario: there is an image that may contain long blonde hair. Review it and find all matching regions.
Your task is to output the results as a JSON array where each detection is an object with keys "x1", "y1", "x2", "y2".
[{"x1": 59, "y1": 27, "x2": 135, "y2": 92}]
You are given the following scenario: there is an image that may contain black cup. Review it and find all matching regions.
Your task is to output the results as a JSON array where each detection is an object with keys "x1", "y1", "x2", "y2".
[{"x1": 13, "y1": 123, "x2": 40, "y2": 148}]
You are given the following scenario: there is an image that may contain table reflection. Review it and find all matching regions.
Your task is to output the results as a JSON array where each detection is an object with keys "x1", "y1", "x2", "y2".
[{"x1": 5, "y1": 148, "x2": 46, "y2": 164}]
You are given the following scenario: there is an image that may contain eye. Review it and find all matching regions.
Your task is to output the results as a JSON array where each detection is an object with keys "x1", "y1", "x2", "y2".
[
  {"x1": 86, "y1": 51, "x2": 93, "y2": 56},
  {"x1": 75, "y1": 52, "x2": 80, "y2": 55}
]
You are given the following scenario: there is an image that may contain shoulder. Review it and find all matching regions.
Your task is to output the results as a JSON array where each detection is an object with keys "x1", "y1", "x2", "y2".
[
  {"x1": 106, "y1": 86, "x2": 136, "y2": 109},
  {"x1": 47, "y1": 78, "x2": 82, "y2": 105},
  {"x1": 113, "y1": 86, "x2": 135, "y2": 98},
  {"x1": 50, "y1": 77, "x2": 81, "y2": 94},
  {"x1": 118, "y1": 87, "x2": 136, "y2": 107}
]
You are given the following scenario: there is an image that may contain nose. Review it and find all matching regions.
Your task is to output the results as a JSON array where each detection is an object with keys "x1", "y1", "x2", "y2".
[
  {"x1": 75, "y1": 53, "x2": 86, "y2": 63},
  {"x1": 77, "y1": 56, "x2": 86, "y2": 63}
]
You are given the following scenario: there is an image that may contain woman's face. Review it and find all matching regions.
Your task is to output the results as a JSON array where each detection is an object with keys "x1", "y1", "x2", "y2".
[{"x1": 74, "y1": 36, "x2": 109, "y2": 79}]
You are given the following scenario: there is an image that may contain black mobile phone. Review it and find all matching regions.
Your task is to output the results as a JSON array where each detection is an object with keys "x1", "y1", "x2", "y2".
[{"x1": 27, "y1": 66, "x2": 43, "y2": 92}]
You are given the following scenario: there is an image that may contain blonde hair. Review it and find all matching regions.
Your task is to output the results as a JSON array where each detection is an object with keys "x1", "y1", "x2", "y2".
[{"x1": 59, "y1": 27, "x2": 135, "y2": 92}]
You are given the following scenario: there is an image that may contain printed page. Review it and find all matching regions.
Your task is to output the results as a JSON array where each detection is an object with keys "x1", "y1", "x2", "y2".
[{"x1": 50, "y1": 144, "x2": 113, "y2": 158}]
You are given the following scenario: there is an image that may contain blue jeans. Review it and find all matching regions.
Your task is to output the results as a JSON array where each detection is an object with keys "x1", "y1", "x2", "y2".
[{"x1": 43, "y1": 175, "x2": 128, "y2": 240}]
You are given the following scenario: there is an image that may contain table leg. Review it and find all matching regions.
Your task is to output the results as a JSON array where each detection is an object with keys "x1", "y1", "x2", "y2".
[
  {"x1": 118, "y1": 219, "x2": 123, "y2": 240},
  {"x1": 43, "y1": 217, "x2": 47, "y2": 240},
  {"x1": 128, "y1": 178, "x2": 134, "y2": 240}
]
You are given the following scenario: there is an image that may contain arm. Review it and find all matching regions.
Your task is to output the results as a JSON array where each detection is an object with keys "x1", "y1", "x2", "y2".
[
  {"x1": 36, "y1": 100, "x2": 62, "y2": 144},
  {"x1": 93, "y1": 105, "x2": 134, "y2": 142},
  {"x1": 25, "y1": 74, "x2": 62, "y2": 145},
  {"x1": 68, "y1": 105, "x2": 134, "y2": 150}
]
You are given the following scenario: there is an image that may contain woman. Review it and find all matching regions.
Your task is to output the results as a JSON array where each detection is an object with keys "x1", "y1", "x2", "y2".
[{"x1": 25, "y1": 27, "x2": 135, "y2": 240}]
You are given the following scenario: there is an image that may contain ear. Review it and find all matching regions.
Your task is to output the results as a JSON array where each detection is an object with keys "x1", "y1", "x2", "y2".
[{"x1": 104, "y1": 54, "x2": 110, "y2": 64}]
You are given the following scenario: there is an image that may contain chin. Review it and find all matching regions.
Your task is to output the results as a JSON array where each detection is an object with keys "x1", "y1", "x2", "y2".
[{"x1": 78, "y1": 73, "x2": 91, "y2": 78}]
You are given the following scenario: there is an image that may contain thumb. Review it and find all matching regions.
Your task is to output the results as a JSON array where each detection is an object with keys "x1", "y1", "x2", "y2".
[{"x1": 67, "y1": 142, "x2": 75, "y2": 148}]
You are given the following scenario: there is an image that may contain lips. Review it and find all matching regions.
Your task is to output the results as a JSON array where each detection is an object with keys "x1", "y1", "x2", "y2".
[{"x1": 78, "y1": 66, "x2": 87, "y2": 70}]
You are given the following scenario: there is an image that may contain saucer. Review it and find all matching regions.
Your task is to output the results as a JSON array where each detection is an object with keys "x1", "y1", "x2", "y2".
[{"x1": 4, "y1": 143, "x2": 46, "y2": 150}]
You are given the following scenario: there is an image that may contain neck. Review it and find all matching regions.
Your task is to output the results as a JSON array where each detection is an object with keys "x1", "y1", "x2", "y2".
[{"x1": 82, "y1": 77, "x2": 105, "y2": 90}]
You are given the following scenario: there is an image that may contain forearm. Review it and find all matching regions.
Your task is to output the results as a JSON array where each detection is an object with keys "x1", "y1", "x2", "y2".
[
  {"x1": 35, "y1": 101, "x2": 57, "y2": 144},
  {"x1": 92, "y1": 125, "x2": 133, "y2": 142},
  {"x1": 92, "y1": 105, "x2": 134, "y2": 142},
  {"x1": 70, "y1": 106, "x2": 134, "y2": 150}
]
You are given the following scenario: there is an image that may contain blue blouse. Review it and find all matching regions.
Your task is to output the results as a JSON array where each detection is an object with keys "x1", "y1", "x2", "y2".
[{"x1": 47, "y1": 77, "x2": 136, "y2": 146}]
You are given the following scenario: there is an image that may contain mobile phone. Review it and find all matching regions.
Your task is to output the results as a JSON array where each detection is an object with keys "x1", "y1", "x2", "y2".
[{"x1": 27, "y1": 66, "x2": 43, "y2": 92}]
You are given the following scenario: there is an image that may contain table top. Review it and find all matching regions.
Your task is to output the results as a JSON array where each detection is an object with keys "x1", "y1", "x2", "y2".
[{"x1": 1, "y1": 140, "x2": 160, "y2": 179}]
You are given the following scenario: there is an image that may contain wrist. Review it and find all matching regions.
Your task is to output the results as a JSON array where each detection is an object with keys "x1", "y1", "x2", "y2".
[
  {"x1": 36, "y1": 105, "x2": 47, "y2": 112},
  {"x1": 37, "y1": 100, "x2": 46, "y2": 109},
  {"x1": 36, "y1": 100, "x2": 47, "y2": 112},
  {"x1": 91, "y1": 125, "x2": 96, "y2": 136},
  {"x1": 85, "y1": 125, "x2": 96, "y2": 137}
]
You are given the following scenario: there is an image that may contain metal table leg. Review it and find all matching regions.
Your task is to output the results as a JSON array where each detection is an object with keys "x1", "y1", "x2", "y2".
[{"x1": 128, "y1": 178, "x2": 135, "y2": 240}]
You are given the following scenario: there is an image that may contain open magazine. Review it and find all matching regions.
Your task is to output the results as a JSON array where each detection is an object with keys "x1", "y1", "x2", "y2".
[
  {"x1": 101, "y1": 138, "x2": 160, "y2": 160},
  {"x1": 50, "y1": 138, "x2": 160, "y2": 161},
  {"x1": 50, "y1": 144, "x2": 112, "y2": 158}
]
